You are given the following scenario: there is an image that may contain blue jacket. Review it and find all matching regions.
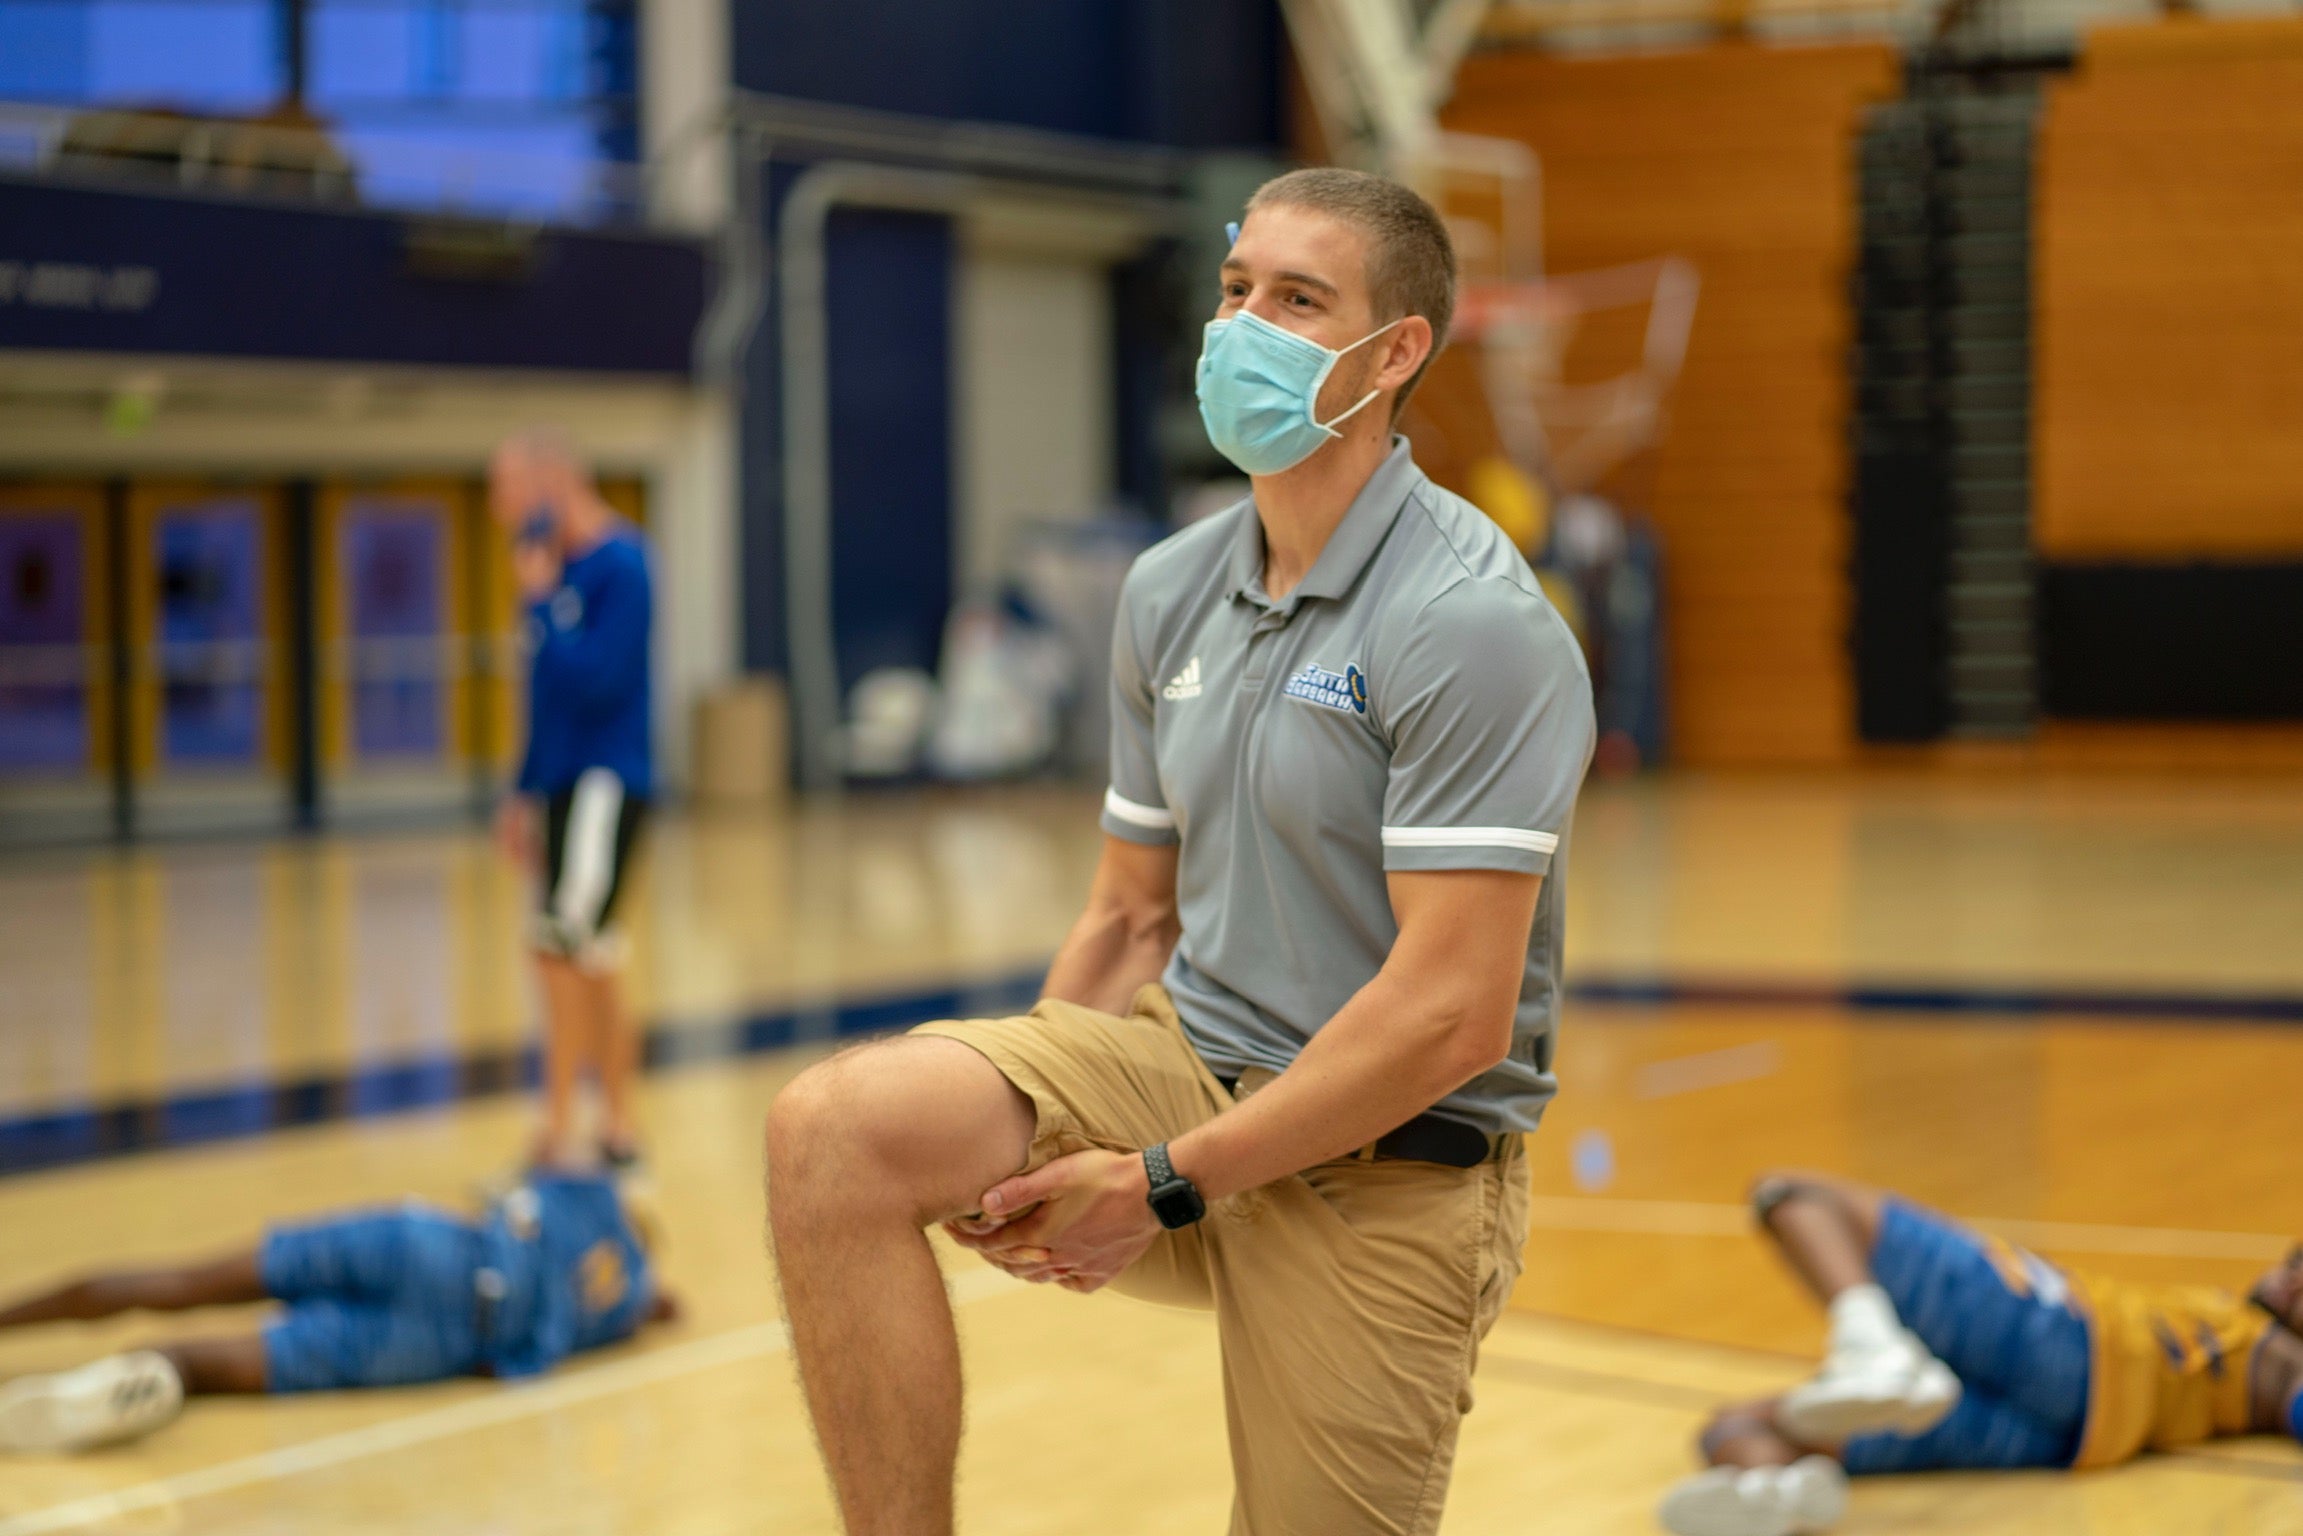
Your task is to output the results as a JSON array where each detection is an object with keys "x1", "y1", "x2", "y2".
[{"x1": 517, "y1": 527, "x2": 654, "y2": 799}]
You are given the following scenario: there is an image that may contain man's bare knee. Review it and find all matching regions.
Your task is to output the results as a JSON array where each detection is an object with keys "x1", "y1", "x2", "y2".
[
  {"x1": 1750, "y1": 1170, "x2": 1886, "y2": 1243},
  {"x1": 765, "y1": 1057, "x2": 879, "y2": 1207},
  {"x1": 766, "y1": 1037, "x2": 1034, "y2": 1228}
]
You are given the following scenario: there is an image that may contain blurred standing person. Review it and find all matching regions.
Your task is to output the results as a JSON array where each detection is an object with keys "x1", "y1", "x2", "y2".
[{"x1": 490, "y1": 430, "x2": 655, "y2": 1169}]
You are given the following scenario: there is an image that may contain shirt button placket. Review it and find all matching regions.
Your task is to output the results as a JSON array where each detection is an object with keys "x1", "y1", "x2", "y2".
[{"x1": 1241, "y1": 610, "x2": 1285, "y2": 694}]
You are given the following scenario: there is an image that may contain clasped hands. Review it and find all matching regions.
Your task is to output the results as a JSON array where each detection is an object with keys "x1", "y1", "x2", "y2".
[{"x1": 941, "y1": 1147, "x2": 1164, "y2": 1294}]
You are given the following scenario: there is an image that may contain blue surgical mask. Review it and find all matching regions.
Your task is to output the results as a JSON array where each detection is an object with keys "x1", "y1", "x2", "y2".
[{"x1": 1195, "y1": 310, "x2": 1405, "y2": 476}]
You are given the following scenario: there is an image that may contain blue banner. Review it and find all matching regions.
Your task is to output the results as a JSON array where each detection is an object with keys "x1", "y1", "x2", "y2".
[{"x1": 0, "y1": 175, "x2": 708, "y2": 375}]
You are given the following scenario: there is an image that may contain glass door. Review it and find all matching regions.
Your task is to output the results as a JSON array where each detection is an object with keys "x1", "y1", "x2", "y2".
[
  {"x1": 126, "y1": 484, "x2": 292, "y2": 834},
  {"x1": 0, "y1": 485, "x2": 114, "y2": 843},
  {"x1": 318, "y1": 481, "x2": 480, "y2": 820}
]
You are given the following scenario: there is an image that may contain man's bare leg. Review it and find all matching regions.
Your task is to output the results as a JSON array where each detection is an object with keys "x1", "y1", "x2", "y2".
[
  {"x1": 1748, "y1": 1170, "x2": 1957, "y2": 1447},
  {"x1": 765, "y1": 1036, "x2": 1036, "y2": 1536},
  {"x1": 584, "y1": 966, "x2": 642, "y2": 1158},
  {"x1": 535, "y1": 951, "x2": 592, "y2": 1163},
  {"x1": 0, "y1": 1251, "x2": 265, "y2": 1331},
  {"x1": 155, "y1": 1334, "x2": 269, "y2": 1395},
  {"x1": 1698, "y1": 1400, "x2": 1817, "y2": 1469},
  {"x1": 1748, "y1": 1172, "x2": 1885, "y2": 1302}
]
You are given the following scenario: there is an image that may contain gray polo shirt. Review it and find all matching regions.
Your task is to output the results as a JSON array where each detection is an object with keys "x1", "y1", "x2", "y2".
[{"x1": 1099, "y1": 438, "x2": 1595, "y2": 1136}]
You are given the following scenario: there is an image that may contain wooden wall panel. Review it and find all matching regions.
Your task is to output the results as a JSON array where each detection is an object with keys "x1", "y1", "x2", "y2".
[
  {"x1": 2036, "y1": 18, "x2": 2303, "y2": 560},
  {"x1": 1439, "y1": 44, "x2": 1897, "y2": 767}
]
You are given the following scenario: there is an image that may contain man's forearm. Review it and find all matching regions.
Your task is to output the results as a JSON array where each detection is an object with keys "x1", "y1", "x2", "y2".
[
  {"x1": 1165, "y1": 972, "x2": 1507, "y2": 1204},
  {"x1": 1040, "y1": 902, "x2": 1177, "y2": 1016}
]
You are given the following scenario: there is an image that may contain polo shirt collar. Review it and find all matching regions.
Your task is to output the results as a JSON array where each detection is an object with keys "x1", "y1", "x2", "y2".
[{"x1": 1226, "y1": 436, "x2": 1422, "y2": 609}]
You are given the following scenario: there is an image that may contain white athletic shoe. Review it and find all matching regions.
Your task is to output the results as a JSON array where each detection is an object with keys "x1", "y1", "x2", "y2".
[
  {"x1": 1657, "y1": 1455, "x2": 1849, "y2": 1536},
  {"x1": 0, "y1": 1352, "x2": 185, "y2": 1453},
  {"x1": 1775, "y1": 1336, "x2": 1961, "y2": 1444}
]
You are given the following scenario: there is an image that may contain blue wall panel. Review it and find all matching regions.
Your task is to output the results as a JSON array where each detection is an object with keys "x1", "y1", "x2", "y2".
[
  {"x1": 737, "y1": 174, "x2": 954, "y2": 692},
  {"x1": 738, "y1": 173, "x2": 786, "y2": 677},
  {"x1": 0, "y1": 177, "x2": 706, "y2": 373},
  {"x1": 733, "y1": 0, "x2": 1282, "y2": 150},
  {"x1": 825, "y1": 207, "x2": 953, "y2": 690}
]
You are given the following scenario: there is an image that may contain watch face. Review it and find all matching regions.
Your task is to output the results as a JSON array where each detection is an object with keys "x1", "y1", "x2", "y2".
[{"x1": 1150, "y1": 1180, "x2": 1206, "y2": 1230}]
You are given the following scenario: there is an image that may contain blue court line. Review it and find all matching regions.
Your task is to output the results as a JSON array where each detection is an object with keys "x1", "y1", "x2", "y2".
[
  {"x1": 5, "y1": 969, "x2": 2301, "y2": 1179},
  {"x1": 0, "y1": 971, "x2": 1043, "y2": 1180},
  {"x1": 1568, "y1": 977, "x2": 2303, "y2": 1023}
]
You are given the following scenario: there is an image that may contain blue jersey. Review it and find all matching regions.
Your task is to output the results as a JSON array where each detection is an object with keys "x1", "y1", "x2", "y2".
[
  {"x1": 479, "y1": 1173, "x2": 656, "y2": 1379},
  {"x1": 518, "y1": 527, "x2": 653, "y2": 800}
]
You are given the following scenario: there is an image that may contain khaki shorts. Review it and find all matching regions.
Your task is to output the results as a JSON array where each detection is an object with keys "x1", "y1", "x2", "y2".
[{"x1": 915, "y1": 984, "x2": 1530, "y2": 1536}]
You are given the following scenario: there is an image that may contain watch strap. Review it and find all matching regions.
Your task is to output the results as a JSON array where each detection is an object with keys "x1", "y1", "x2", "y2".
[{"x1": 1142, "y1": 1143, "x2": 1205, "y2": 1229}]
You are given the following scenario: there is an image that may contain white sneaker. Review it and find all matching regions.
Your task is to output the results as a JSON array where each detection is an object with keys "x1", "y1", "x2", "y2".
[
  {"x1": 1776, "y1": 1335, "x2": 1961, "y2": 1444},
  {"x1": 0, "y1": 1352, "x2": 185, "y2": 1453},
  {"x1": 1657, "y1": 1456, "x2": 1849, "y2": 1536}
]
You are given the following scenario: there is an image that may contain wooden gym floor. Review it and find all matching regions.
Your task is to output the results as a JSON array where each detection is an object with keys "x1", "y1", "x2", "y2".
[{"x1": 2, "y1": 774, "x2": 2301, "y2": 1533}]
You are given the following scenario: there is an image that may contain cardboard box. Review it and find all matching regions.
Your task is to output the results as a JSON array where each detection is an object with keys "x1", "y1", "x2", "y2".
[{"x1": 690, "y1": 675, "x2": 788, "y2": 810}]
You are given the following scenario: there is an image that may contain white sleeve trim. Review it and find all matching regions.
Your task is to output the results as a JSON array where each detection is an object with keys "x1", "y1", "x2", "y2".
[
  {"x1": 1381, "y1": 825, "x2": 1559, "y2": 856},
  {"x1": 1103, "y1": 787, "x2": 1177, "y2": 831}
]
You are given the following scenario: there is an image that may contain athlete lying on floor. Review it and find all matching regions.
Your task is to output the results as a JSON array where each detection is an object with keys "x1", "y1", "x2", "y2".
[
  {"x1": 1658, "y1": 1170, "x2": 2303, "y2": 1536},
  {"x1": 0, "y1": 1169, "x2": 675, "y2": 1453}
]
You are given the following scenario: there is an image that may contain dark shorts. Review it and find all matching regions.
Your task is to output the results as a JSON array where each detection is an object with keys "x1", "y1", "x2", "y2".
[
  {"x1": 259, "y1": 1205, "x2": 485, "y2": 1393},
  {"x1": 1839, "y1": 1199, "x2": 2092, "y2": 1474},
  {"x1": 535, "y1": 768, "x2": 648, "y2": 964}
]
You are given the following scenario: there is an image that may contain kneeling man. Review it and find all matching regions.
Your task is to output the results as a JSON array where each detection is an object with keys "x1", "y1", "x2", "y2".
[{"x1": 766, "y1": 168, "x2": 1596, "y2": 1535}]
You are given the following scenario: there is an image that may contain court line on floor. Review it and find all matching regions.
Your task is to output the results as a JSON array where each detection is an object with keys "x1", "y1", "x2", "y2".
[
  {"x1": 1525, "y1": 1196, "x2": 2293, "y2": 1261},
  {"x1": 1571, "y1": 975, "x2": 2303, "y2": 1024},
  {"x1": 0, "y1": 969, "x2": 1047, "y2": 1178},
  {"x1": 1476, "y1": 1351, "x2": 1732, "y2": 1413},
  {"x1": 1499, "y1": 1305, "x2": 1817, "y2": 1365},
  {"x1": 1633, "y1": 1040, "x2": 1782, "y2": 1100},
  {"x1": 12, "y1": 966, "x2": 2303, "y2": 1179},
  {"x1": 2163, "y1": 1447, "x2": 2303, "y2": 1482},
  {"x1": 0, "y1": 1267, "x2": 1020, "y2": 1536}
]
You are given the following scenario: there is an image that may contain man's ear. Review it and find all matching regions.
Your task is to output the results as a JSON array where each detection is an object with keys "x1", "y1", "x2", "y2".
[{"x1": 1376, "y1": 315, "x2": 1434, "y2": 394}]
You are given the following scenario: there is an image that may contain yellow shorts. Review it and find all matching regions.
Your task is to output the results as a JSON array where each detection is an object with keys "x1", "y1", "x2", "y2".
[{"x1": 915, "y1": 984, "x2": 1529, "y2": 1536}]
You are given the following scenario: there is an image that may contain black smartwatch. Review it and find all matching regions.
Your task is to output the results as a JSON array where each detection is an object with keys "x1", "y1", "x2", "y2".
[{"x1": 1142, "y1": 1143, "x2": 1206, "y2": 1230}]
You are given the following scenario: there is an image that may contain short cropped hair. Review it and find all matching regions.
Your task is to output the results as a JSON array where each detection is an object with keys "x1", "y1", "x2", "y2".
[
  {"x1": 1246, "y1": 167, "x2": 1457, "y2": 418},
  {"x1": 497, "y1": 425, "x2": 589, "y2": 480}
]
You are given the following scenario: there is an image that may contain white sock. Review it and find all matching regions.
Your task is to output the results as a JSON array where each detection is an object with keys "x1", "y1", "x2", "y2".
[{"x1": 1825, "y1": 1283, "x2": 1904, "y2": 1358}]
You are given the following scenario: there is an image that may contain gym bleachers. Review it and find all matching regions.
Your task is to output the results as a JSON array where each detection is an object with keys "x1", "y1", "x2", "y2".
[
  {"x1": 1446, "y1": 44, "x2": 1898, "y2": 767},
  {"x1": 1850, "y1": 88, "x2": 2041, "y2": 744}
]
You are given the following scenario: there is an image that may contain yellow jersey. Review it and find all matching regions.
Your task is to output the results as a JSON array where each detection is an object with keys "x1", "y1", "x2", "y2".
[{"x1": 2067, "y1": 1270, "x2": 2268, "y2": 1469}]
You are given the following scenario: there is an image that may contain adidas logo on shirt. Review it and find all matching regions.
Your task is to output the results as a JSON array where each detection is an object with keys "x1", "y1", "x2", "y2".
[{"x1": 1161, "y1": 656, "x2": 1203, "y2": 701}]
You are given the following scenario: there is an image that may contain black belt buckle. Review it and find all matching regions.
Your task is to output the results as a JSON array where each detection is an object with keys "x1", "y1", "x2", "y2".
[
  {"x1": 1213, "y1": 1075, "x2": 1494, "y2": 1169},
  {"x1": 1373, "y1": 1114, "x2": 1494, "y2": 1169}
]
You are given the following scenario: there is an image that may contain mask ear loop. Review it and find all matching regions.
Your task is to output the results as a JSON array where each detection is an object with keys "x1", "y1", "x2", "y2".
[{"x1": 1309, "y1": 317, "x2": 1409, "y2": 436}]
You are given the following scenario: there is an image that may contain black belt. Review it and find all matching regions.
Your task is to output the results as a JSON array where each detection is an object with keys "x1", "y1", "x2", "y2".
[{"x1": 1213, "y1": 1075, "x2": 1501, "y2": 1169}]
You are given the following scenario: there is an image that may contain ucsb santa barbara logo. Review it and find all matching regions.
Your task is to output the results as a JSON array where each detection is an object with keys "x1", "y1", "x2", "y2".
[{"x1": 1283, "y1": 662, "x2": 1368, "y2": 715}]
